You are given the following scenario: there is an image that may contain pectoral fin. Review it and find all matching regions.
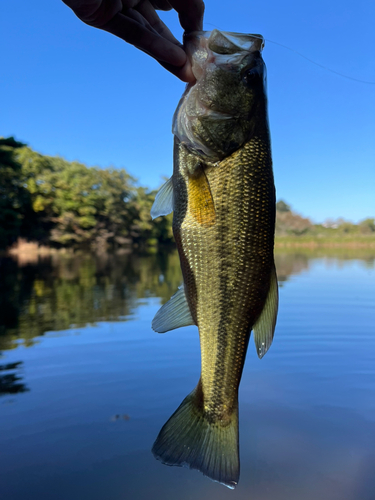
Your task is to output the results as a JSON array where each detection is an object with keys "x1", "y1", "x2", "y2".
[
  {"x1": 151, "y1": 177, "x2": 173, "y2": 220},
  {"x1": 188, "y1": 168, "x2": 216, "y2": 227},
  {"x1": 152, "y1": 285, "x2": 195, "y2": 333},
  {"x1": 253, "y1": 265, "x2": 278, "y2": 359}
]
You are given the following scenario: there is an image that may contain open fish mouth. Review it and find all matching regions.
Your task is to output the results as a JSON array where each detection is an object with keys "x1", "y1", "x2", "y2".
[
  {"x1": 184, "y1": 30, "x2": 264, "y2": 77},
  {"x1": 184, "y1": 30, "x2": 265, "y2": 56}
]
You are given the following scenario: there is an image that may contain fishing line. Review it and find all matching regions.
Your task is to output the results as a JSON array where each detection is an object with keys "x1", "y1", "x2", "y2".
[
  {"x1": 263, "y1": 37, "x2": 375, "y2": 85},
  {"x1": 204, "y1": 24, "x2": 375, "y2": 85}
]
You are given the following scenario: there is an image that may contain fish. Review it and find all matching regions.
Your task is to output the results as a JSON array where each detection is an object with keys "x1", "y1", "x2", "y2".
[{"x1": 150, "y1": 29, "x2": 278, "y2": 489}]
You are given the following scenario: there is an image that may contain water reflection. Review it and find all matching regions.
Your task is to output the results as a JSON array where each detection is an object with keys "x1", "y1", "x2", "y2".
[
  {"x1": 274, "y1": 253, "x2": 310, "y2": 284},
  {"x1": 1, "y1": 248, "x2": 374, "y2": 352},
  {"x1": 0, "y1": 361, "x2": 29, "y2": 396},
  {"x1": 0, "y1": 249, "x2": 374, "y2": 498},
  {"x1": 274, "y1": 249, "x2": 375, "y2": 284},
  {"x1": 0, "y1": 250, "x2": 183, "y2": 351}
]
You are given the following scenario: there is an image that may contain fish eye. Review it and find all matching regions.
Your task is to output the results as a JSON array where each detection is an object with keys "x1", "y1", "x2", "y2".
[
  {"x1": 241, "y1": 68, "x2": 260, "y2": 87},
  {"x1": 241, "y1": 53, "x2": 263, "y2": 87}
]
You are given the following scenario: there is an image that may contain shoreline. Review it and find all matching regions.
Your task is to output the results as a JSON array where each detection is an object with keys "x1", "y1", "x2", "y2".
[
  {"x1": 274, "y1": 237, "x2": 375, "y2": 249},
  {"x1": 4, "y1": 237, "x2": 375, "y2": 255}
]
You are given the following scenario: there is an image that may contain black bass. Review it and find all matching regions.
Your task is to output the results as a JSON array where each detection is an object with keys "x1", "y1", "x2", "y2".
[{"x1": 150, "y1": 30, "x2": 278, "y2": 489}]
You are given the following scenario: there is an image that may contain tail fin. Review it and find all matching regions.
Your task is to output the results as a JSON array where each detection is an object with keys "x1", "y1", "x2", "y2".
[{"x1": 152, "y1": 389, "x2": 239, "y2": 489}]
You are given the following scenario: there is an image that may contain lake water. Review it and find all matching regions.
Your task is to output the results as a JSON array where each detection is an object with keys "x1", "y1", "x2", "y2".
[{"x1": 0, "y1": 249, "x2": 374, "y2": 500}]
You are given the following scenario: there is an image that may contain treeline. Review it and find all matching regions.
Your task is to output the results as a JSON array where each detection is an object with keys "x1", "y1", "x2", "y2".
[
  {"x1": 1, "y1": 136, "x2": 374, "y2": 252},
  {"x1": 275, "y1": 200, "x2": 375, "y2": 238},
  {"x1": 0, "y1": 137, "x2": 173, "y2": 251}
]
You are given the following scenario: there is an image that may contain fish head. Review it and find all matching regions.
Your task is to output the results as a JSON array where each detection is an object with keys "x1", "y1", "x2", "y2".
[{"x1": 173, "y1": 30, "x2": 268, "y2": 161}]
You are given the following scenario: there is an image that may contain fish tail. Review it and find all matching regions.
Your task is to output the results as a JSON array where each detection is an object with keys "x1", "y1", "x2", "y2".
[{"x1": 152, "y1": 387, "x2": 239, "y2": 489}]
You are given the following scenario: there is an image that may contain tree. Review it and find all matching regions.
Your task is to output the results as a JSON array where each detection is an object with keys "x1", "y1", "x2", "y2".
[
  {"x1": 1, "y1": 136, "x2": 174, "y2": 251},
  {"x1": 276, "y1": 200, "x2": 291, "y2": 213},
  {"x1": 0, "y1": 137, "x2": 31, "y2": 249},
  {"x1": 359, "y1": 218, "x2": 375, "y2": 235},
  {"x1": 129, "y1": 186, "x2": 173, "y2": 250}
]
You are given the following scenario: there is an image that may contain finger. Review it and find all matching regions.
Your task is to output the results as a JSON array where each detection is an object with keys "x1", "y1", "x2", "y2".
[
  {"x1": 151, "y1": 0, "x2": 173, "y2": 10},
  {"x1": 63, "y1": 0, "x2": 123, "y2": 28},
  {"x1": 167, "y1": 0, "x2": 205, "y2": 32},
  {"x1": 103, "y1": 12, "x2": 187, "y2": 67},
  {"x1": 158, "y1": 59, "x2": 196, "y2": 83},
  {"x1": 136, "y1": 0, "x2": 181, "y2": 46},
  {"x1": 124, "y1": 6, "x2": 157, "y2": 32}
]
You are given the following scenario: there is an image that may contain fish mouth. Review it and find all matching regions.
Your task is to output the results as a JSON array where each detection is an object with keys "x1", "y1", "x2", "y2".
[
  {"x1": 184, "y1": 30, "x2": 264, "y2": 52},
  {"x1": 183, "y1": 30, "x2": 264, "y2": 83}
]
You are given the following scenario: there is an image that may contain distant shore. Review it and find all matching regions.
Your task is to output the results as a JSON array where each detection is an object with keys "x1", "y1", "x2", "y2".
[
  {"x1": 5, "y1": 235, "x2": 375, "y2": 258},
  {"x1": 274, "y1": 235, "x2": 375, "y2": 249}
]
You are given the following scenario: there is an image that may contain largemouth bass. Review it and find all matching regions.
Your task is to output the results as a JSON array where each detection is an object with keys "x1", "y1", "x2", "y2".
[{"x1": 150, "y1": 30, "x2": 278, "y2": 489}]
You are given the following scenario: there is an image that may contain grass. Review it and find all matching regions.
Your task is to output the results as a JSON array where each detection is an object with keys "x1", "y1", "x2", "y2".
[{"x1": 275, "y1": 234, "x2": 375, "y2": 249}]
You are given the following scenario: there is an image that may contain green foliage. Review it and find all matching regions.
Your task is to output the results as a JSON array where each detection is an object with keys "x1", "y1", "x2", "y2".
[
  {"x1": 275, "y1": 203, "x2": 375, "y2": 241},
  {"x1": 0, "y1": 137, "x2": 30, "y2": 249},
  {"x1": 2, "y1": 136, "x2": 373, "y2": 251},
  {"x1": 129, "y1": 186, "x2": 174, "y2": 250},
  {"x1": 276, "y1": 208, "x2": 311, "y2": 236},
  {"x1": 359, "y1": 218, "x2": 375, "y2": 234},
  {"x1": 1, "y1": 137, "x2": 174, "y2": 251},
  {"x1": 276, "y1": 200, "x2": 291, "y2": 213}
]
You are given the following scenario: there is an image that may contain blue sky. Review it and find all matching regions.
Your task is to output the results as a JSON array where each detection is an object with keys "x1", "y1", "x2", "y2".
[{"x1": 1, "y1": 0, "x2": 374, "y2": 222}]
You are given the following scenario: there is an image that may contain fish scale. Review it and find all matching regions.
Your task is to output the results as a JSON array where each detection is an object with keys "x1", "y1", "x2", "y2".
[
  {"x1": 174, "y1": 135, "x2": 275, "y2": 420},
  {"x1": 151, "y1": 30, "x2": 278, "y2": 489}
]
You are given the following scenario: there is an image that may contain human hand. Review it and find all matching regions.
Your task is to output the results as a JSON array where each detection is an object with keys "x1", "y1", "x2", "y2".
[{"x1": 62, "y1": 0, "x2": 205, "y2": 82}]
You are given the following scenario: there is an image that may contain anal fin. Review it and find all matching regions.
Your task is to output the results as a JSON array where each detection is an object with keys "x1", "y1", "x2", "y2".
[
  {"x1": 253, "y1": 264, "x2": 278, "y2": 358},
  {"x1": 152, "y1": 285, "x2": 195, "y2": 333}
]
